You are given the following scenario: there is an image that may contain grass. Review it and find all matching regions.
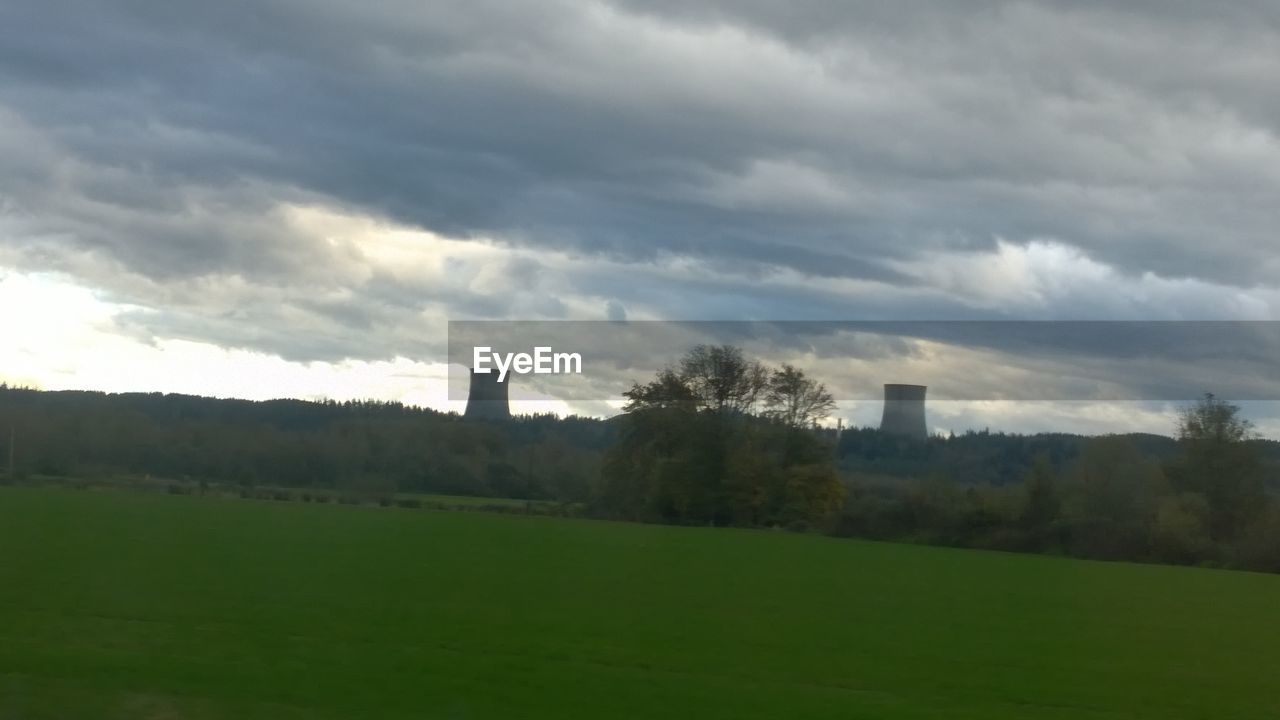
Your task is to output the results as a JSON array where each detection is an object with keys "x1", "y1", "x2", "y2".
[
  {"x1": 24, "y1": 474, "x2": 569, "y2": 512},
  {"x1": 1, "y1": 487, "x2": 1278, "y2": 719},
  {"x1": 393, "y1": 492, "x2": 560, "y2": 509}
]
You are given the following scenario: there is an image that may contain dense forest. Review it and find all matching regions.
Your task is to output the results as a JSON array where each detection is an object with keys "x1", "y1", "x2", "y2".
[
  {"x1": 0, "y1": 384, "x2": 609, "y2": 502},
  {"x1": 3, "y1": 359, "x2": 1279, "y2": 572}
]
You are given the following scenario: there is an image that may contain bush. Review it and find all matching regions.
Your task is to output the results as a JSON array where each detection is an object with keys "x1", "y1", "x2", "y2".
[
  {"x1": 1150, "y1": 493, "x2": 1215, "y2": 565},
  {"x1": 1231, "y1": 510, "x2": 1280, "y2": 573}
]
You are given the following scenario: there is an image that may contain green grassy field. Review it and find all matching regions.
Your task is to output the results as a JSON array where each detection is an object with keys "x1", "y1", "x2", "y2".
[{"x1": 1, "y1": 487, "x2": 1278, "y2": 719}]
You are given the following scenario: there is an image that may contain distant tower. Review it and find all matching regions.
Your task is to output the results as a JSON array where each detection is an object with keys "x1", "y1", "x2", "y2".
[
  {"x1": 880, "y1": 384, "x2": 927, "y2": 440},
  {"x1": 464, "y1": 369, "x2": 511, "y2": 420}
]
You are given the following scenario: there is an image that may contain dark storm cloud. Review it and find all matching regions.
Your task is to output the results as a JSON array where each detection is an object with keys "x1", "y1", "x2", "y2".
[{"x1": 1, "y1": 0, "x2": 1279, "y2": 376}]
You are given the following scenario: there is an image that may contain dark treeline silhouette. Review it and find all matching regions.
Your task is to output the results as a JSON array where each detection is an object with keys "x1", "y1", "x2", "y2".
[
  {"x1": 837, "y1": 427, "x2": 1190, "y2": 485},
  {"x1": 0, "y1": 384, "x2": 607, "y2": 502},
  {"x1": 2, "y1": 376, "x2": 1278, "y2": 572},
  {"x1": 837, "y1": 395, "x2": 1280, "y2": 573}
]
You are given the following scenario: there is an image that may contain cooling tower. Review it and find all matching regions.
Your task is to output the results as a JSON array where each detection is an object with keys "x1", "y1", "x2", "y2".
[
  {"x1": 464, "y1": 368, "x2": 511, "y2": 421},
  {"x1": 880, "y1": 384, "x2": 927, "y2": 440}
]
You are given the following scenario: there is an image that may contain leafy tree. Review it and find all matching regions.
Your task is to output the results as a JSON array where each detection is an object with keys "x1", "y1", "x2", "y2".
[
  {"x1": 1231, "y1": 508, "x2": 1280, "y2": 573},
  {"x1": 1061, "y1": 437, "x2": 1163, "y2": 560},
  {"x1": 678, "y1": 344, "x2": 769, "y2": 415},
  {"x1": 622, "y1": 368, "x2": 697, "y2": 412},
  {"x1": 1169, "y1": 393, "x2": 1265, "y2": 541},
  {"x1": 600, "y1": 346, "x2": 840, "y2": 529},
  {"x1": 1178, "y1": 393, "x2": 1256, "y2": 443},
  {"x1": 1150, "y1": 493, "x2": 1214, "y2": 565},
  {"x1": 779, "y1": 464, "x2": 844, "y2": 531},
  {"x1": 765, "y1": 364, "x2": 836, "y2": 429},
  {"x1": 1019, "y1": 455, "x2": 1061, "y2": 550}
]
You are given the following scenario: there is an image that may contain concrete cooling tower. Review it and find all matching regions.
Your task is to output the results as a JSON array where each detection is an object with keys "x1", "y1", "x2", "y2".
[
  {"x1": 880, "y1": 384, "x2": 927, "y2": 440},
  {"x1": 464, "y1": 369, "x2": 511, "y2": 421}
]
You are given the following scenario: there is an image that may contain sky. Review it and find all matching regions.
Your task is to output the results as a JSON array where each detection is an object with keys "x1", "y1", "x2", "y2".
[{"x1": 1, "y1": 1, "x2": 1278, "y2": 436}]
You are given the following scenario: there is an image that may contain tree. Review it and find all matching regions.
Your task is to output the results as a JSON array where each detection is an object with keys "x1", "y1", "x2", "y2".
[
  {"x1": 1170, "y1": 393, "x2": 1265, "y2": 541},
  {"x1": 1231, "y1": 508, "x2": 1280, "y2": 573},
  {"x1": 1177, "y1": 393, "x2": 1256, "y2": 444},
  {"x1": 1062, "y1": 436, "x2": 1163, "y2": 560},
  {"x1": 778, "y1": 464, "x2": 844, "y2": 531},
  {"x1": 610, "y1": 365, "x2": 725, "y2": 524},
  {"x1": 1019, "y1": 455, "x2": 1061, "y2": 550},
  {"x1": 622, "y1": 368, "x2": 697, "y2": 413},
  {"x1": 765, "y1": 364, "x2": 836, "y2": 429},
  {"x1": 1150, "y1": 493, "x2": 1214, "y2": 565},
  {"x1": 678, "y1": 344, "x2": 769, "y2": 415},
  {"x1": 600, "y1": 346, "x2": 841, "y2": 529}
]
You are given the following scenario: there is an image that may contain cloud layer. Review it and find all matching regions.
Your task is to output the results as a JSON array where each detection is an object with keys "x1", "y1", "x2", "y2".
[{"x1": 2, "y1": 1, "x2": 1278, "y2": 432}]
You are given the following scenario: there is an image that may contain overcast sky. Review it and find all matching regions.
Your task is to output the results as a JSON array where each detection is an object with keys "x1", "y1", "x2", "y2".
[{"x1": 2, "y1": 1, "x2": 1278, "y2": 436}]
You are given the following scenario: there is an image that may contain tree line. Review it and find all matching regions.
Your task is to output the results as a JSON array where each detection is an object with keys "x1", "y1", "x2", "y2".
[
  {"x1": 2, "y1": 362, "x2": 1278, "y2": 572},
  {"x1": 0, "y1": 385, "x2": 607, "y2": 502},
  {"x1": 836, "y1": 394, "x2": 1280, "y2": 573}
]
